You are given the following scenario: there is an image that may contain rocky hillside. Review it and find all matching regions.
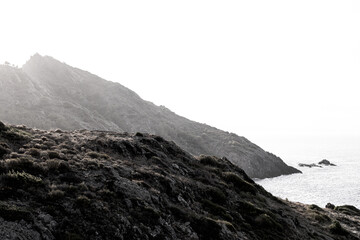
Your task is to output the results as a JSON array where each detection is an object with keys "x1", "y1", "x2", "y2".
[
  {"x1": 0, "y1": 55, "x2": 299, "y2": 178},
  {"x1": 0, "y1": 121, "x2": 358, "y2": 240}
]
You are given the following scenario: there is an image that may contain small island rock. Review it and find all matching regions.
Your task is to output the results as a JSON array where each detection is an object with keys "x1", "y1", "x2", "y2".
[
  {"x1": 318, "y1": 159, "x2": 336, "y2": 166},
  {"x1": 298, "y1": 163, "x2": 322, "y2": 168}
]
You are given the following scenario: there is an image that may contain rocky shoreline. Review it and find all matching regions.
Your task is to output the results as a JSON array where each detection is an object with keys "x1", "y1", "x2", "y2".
[{"x1": 0, "y1": 121, "x2": 359, "y2": 239}]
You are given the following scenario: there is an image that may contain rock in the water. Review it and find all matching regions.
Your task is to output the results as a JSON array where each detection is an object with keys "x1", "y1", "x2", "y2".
[
  {"x1": 318, "y1": 159, "x2": 336, "y2": 166},
  {"x1": 298, "y1": 163, "x2": 322, "y2": 168},
  {"x1": 298, "y1": 159, "x2": 336, "y2": 168}
]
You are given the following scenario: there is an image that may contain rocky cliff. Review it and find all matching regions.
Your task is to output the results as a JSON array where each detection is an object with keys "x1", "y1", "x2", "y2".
[
  {"x1": 0, "y1": 54, "x2": 299, "y2": 178},
  {"x1": 0, "y1": 121, "x2": 358, "y2": 239}
]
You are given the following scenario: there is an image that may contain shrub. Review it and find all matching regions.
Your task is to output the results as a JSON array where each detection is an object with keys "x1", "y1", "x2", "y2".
[
  {"x1": 64, "y1": 232, "x2": 83, "y2": 240},
  {"x1": 86, "y1": 152, "x2": 100, "y2": 158},
  {"x1": 312, "y1": 213, "x2": 331, "y2": 223},
  {"x1": 48, "y1": 151, "x2": 61, "y2": 159},
  {"x1": 82, "y1": 158, "x2": 100, "y2": 169},
  {"x1": 0, "y1": 143, "x2": 10, "y2": 158},
  {"x1": 26, "y1": 148, "x2": 41, "y2": 158},
  {"x1": 206, "y1": 187, "x2": 227, "y2": 204},
  {"x1": 46, "y1": 159, "x2": 70, "y2": 173},
  {"x1": 214, "y1": 219, "x2": 236, "y2": 232},
  {"x1": 309, "y1": 204, "x2": 323, "y2": 211},
  {"x1": 5, "y1": 157, "x2": 33, "y2": 171},
  {"x1": 202, "y1": 199, "x2": 232, "y2": 221},
  {"x1": 0, "y1": 201, "x2": 32, "y2": 221},
  {"x1": 191, "y1": 216, "x2": 223, "y2": 239},
  {"x1": 254, "y1": 213, "x2": 283, "y2": 230},
  {"x1": 86, "y1": 151, "x2": 109, "y2": 159},
  {"x1": 168, "y1": 204, "x2": 192, "y2": 221},
  {"x1": 334, "y1": 205, "x2": 360, "y2": 216},
  {"x1": 236, "y1": 201, "x2": 264, "y2": 216},
  {"x1": 48, "y1": 189, "x2": 65, "y2": 200},
  {"x1": 1, "y1": 170, "x2": 42, "y2": 188},
  {"x1": 198, "y1": 155, "x2": 223, "y2": 168},
  {"x1": 329, "y1": 221, "x2": 348, "y2": 235},
  {"x1": 222, "y1": 172, "x2": 257, "y2": 194},
  {"x1": 3, "y1": 157, "x2": 44, "y2": 175},
  {"x1": 132, "y1": 206, "x2": 161, "y2": 225},
  {"x1": 76, "y1": 195, "x2": 90, "y2": 206},
  {"x1": 0, "y1": 127, "x2": 31, "y2": 141},
  {"x1": 98, "y1": 189, "x2": 115, "y2": 199}
]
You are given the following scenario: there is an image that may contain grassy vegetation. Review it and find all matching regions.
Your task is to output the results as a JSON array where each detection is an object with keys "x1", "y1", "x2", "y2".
[
  {"x1": 48, "y1": 151, "x2": 61, "y2": 159},
  {"x1": 198, "y1": 155, "x2": 224, "y2": 168},
  {"x1": 0, "y1": 126, "x2": 31, "y2": 141},
  {"x1": 0, "y1": 201, "x2": 32, "y2": 221},
  {"x1": 334, "y1": 205, "x2": 360, "y2": 216},
  {"x1": 329, "y1": 221, "x2": 348, "y2": 235},
  {"x1": 1, "y1": 170, "x2": 42, "y2": 188},
  {"x1": 0, "y1": 121, "x2": 357, "y2": 239},
  {"x1": 222, "y1": 172, "x2": 257, "y2": 194}
]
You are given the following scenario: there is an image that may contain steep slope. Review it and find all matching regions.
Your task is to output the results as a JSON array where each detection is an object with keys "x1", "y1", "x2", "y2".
[
  {"x1": 0, "y1": 121, "x2": 358, "y2": 240},
  {"x1": 0, "y1": 54, "x2": 300, "y2": 178},
  {"x1": 0, "y1": 64, "x2": 120, "y2": 131}
]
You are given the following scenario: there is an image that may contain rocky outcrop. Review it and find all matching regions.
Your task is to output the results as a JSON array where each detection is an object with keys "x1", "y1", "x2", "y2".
[
  {"x1": 319, "y1": 159, "x2": 336, "y2": 166},
  {"x1": 0, "y1": 55, "x2": 300, "y2": 178},
  {"x1": 298, "y1": 163, "x2": 322, "y2": 168},
  {"x1": 0, "y1": 122, "x2": 358, "y2": 239},
  {"x1": 334, "y1": 205, "x2": 360, "y2": 217},
  {"x1": 299, "y1": 159, "x2": 336, "y2": 168}
]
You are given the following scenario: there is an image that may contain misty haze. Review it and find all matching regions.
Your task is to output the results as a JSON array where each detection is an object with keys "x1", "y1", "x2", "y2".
[{"x1": 1, "y1": 1, "x2": 360, "y2": 239}]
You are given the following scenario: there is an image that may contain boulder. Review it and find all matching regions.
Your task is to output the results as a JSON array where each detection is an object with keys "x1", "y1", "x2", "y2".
[
  {"x1": 325, "y1": 203, "x2": 335, "y2": 210},
  {"x1": 318, "y1": 159, "x2": 336, "y2": 166},
  {"x1": 0, "y1": 121, "x2": 6, "y2": 131}
]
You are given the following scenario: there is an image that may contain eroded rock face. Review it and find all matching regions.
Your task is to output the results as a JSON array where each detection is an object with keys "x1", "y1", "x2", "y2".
[
  {"x1": 0, "y1": 122, "x2": 358, "y2": 240},
  {"x1": 0, "y1": 55, "x2": 300, "y2": 178}
]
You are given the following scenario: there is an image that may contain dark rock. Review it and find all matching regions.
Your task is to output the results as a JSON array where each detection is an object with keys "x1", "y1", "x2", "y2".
[
  {"x1": 326, "y1": 203, "x2": 335, "y2": 210},
  {"x1": 299, "y1": 160, "x2": 337, "y2": 168},
  {"x1": 318, "y1": 159, "x2": 336, "y2": 166},
  {"x1": 0, "y1": 121, "x2": 6, "y2": 132},
  {"x1": 298, "y1": 163, "x2": 322, "y2": 168}
]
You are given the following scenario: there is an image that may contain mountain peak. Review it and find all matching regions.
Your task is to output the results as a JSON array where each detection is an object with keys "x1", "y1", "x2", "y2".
[
  {"x1": 24, "y1": 53, "x2": 57, "y2": 66},
  {"x1": 27, "y1": 52, "x2": 45, "y2": 63},
  {"x1": 32, "y1": 52, "x2": 42, "y2": 58}
]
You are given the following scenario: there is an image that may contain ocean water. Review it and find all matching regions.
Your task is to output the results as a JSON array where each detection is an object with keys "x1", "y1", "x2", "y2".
[{"x1": 255, "y1": 135, "x2": 360, "y2": 209}]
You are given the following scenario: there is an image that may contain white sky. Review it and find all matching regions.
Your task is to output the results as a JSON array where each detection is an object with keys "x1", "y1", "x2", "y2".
[{"x1": 1, "y1": 1, "x2": 360, "y2": 149}]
